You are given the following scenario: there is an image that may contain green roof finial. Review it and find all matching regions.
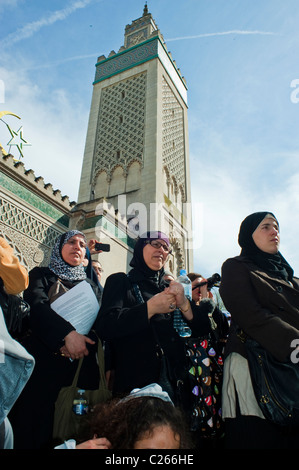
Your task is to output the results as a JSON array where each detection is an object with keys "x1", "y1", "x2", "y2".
[{"x1": 143, "y1": 2, "x2": 148, "y2": 16}]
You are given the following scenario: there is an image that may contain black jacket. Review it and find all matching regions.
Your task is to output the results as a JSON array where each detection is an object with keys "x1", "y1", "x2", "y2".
[
  {"x1": 9, "y1": 266, "x2": 102, "y2": 449},
  {"x1": 23, "y1": 266, "x2": 102, "y2": 350},
  {"x1": 99, "y1": 271, "x2": 216, "y2": 395},
  {"x1": 220, "y1": 256, "x2": 299, "y2": 362}
]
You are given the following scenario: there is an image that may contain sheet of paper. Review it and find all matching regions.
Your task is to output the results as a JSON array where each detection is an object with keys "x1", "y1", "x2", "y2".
[{"x1": 51, "y1": 280, "x2": 99, "y2": 335}]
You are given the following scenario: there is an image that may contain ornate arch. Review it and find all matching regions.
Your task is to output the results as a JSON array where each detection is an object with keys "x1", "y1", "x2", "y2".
[{"x1": 169, "y1": 231, "x2": 185, "y2": 275}]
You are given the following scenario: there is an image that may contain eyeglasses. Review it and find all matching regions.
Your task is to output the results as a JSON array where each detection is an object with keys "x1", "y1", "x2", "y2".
[{"x1": 145, "y1": 240, "x2": 172, "y2": 254}]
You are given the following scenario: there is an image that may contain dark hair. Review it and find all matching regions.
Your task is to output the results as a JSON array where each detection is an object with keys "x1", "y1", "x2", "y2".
[
  {"x1": 187, "y1": 272, "x2": 203, "y2": 282},
  {"x1": 77, "y1": 396, "x2": 193, "y2": 449}
]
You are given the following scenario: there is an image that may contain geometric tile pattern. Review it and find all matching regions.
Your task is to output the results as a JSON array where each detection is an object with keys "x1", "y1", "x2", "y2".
[
  {"x1": 92, "y1": 72, "x2": 147, "y2": 182},
  {"x1": 94, "y1": 40, "x2": 156, "y2": 83},
  {"x1": 0, "y1": 196, "x2": 62, "y2": 248},
  {"x1": 162, "y1": 77, "x2": 186, "y2": 199}
]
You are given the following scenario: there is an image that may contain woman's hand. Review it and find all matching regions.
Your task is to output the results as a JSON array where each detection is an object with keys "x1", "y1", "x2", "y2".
[
  {"x1": 147, "y1": 291, "x2": 177, "y2": 319},
  {"x1": 76, "y1": 437, "x2": 112, "y2": 449},
  {"x1": 166, "y1": 281, "x2": 193, "y2": 321},
  {"x1": 88, "y1": 238, "x2": 102, "y2": 255},
  {"x1": 62, "y1": 330, "x2": 95, "y2": 360},
  {"x1": 199, "y1": 280, "x2": 209, "y2": 299},
  {"x1": 166, "y1": 281, "x2": 185, "y2": 306}
]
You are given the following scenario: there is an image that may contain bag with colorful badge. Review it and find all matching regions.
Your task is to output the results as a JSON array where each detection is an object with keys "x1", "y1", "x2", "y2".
[{"x1": 185, "y1": 334, "x2": 225, "y2": 440}]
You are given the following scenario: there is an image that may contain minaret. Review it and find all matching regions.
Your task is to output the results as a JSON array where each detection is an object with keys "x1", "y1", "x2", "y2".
[{"x1": 72, "y1": 4, "x2": 193, "y2": 278}]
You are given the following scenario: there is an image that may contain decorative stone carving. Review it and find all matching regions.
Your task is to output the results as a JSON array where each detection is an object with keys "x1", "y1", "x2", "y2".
[
  {"x1": 127, "y1": 28, "x2": 147, "y2": 47},
  {"x1": 92, "y1": 73, "x2": 146, "y2": 190},
  {"x1": 0, "y1": 222, "x2": 52, "y2": 269},
  {"x1": 162, "y1": 77, "x2": 186, "y2": 201},
  {"x1": 0, "y1": 152, "x2": 73, "y2": 270},
  {"x1": 94, "y1": 42, "x2": 156, "y2": 83}
]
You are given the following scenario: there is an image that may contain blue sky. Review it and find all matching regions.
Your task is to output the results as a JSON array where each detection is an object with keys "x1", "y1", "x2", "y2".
[{"x1": 1, "y1": 0, "x2": 299, "y2": 278}]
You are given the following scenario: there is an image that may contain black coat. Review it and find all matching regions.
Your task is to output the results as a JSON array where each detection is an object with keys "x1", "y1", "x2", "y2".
[
  {"x1": 98, "y1": 270, "x2": 215, "y2": 396},
  {"x1": 23, "y1": 267, "x2": 102, "y2": 350},
  {"x1": 220, "y1": 255, "x2": 299, "y2": 362},
  {"x1": 9, "y1": 266, "x2": 101, "y2": 449}
]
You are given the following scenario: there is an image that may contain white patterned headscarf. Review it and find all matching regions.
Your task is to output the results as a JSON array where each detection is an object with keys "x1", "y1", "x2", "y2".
[
  {"x1": 119, "y1": 383, "x2": 174, "y2": 405},
  {"x1": 48, "y1": 230, "x2": 87, "y2": 281}
]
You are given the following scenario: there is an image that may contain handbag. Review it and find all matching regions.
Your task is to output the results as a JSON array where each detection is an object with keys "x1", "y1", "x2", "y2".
[
  {"x1": 0, "y1": 283, "x2": 30, "y2": 340},
  {"x1": 240, "y1": 331, "x2": 299, "y2": 427},
  {"x1": 52, "y1": 338, "x2": 112, "y2": 443},
  {"x1": 48, "y1": 278, "x2": 71, "y2": 304}
]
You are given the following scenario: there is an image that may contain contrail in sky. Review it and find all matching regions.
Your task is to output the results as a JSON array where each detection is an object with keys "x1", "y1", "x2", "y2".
[
  {"x1": 22, "y1": 27, "x2": 278, "y2": 71},
  {"x1": 0, "y1": 0, "x2": 94, "y2": 49},
  {"x1": 23, "y1": 53, "x2": 99, "y2": 71},
  {"x1": 166, "y1": 30, "x2": 277, "y2": 41}
]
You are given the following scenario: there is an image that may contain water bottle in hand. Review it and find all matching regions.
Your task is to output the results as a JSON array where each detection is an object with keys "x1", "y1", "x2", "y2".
[{"x1": 173, "y1": 269, "x2": 192, "y2": 338}]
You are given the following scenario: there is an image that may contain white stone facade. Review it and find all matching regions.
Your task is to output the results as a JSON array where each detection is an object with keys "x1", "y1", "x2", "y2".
[{"x1": 73, "y1": 7, "x2": 193, "y2": 277}]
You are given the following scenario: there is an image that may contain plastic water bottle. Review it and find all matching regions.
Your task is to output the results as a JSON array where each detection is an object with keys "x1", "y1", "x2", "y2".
[
  {"x1": 72, "y1": 389, "x2": 89, "y2": 415},
  {"x1": 173, "y1": 269, "x2": 192, "y2": 337}
]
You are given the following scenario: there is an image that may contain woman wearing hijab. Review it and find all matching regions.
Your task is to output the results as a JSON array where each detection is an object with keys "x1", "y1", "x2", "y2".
[
  {"x1": 99, "y1": 231, "x2": 204, "y2": 411},
  {"x1": 9, "y1": 230, "x2": 102, "y2": 449},
  {"x1": 219, "y1": 212, "x2": 299, "y2": 449}
]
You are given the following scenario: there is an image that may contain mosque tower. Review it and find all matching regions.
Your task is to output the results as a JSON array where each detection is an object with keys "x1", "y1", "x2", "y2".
[{"x1": 71, "y1": 4, "x2": 193, "y2": 278}]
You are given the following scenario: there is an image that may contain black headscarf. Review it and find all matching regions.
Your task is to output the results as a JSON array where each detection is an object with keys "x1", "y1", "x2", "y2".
[
  {"x1": 238, "y1": 212, "x2": 294, "y2": 282},
  {"x1": 128, "y1": 231, "x2": 170, "y2": 296},
  {"x1": 84, "y1": 246, "x2": 102, "y2": 289}
]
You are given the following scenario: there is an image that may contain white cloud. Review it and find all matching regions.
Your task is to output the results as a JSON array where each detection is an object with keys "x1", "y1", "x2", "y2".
[
  {"x1": 191, "y1": 164, "x2": 251, "y2": 276},
  {"x1": 190, "y1": 127, "x2": 299, "y2": 277},
  {"x1": 267, "y1": 171, "x2": 299, "y2": 269},
  {"x1": 0, "y1": 0, "x2": 95, "y2": 49},
  {"x1": 0, "y1": 65, "x2": 88, "y2": 201},
  {"x1": 0, "y1": 0, "x2": 23, "y2": 14}
]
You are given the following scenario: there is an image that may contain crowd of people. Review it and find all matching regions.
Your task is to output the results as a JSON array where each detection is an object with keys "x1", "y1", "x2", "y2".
[{"x1": 0, "y1": 211, "x2": 299, "y2": 450}]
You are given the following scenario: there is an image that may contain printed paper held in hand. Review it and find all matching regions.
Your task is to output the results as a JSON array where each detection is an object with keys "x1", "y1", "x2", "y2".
[{"x1": 51, "y1": 281, "x2": 99, "y2": 335}]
